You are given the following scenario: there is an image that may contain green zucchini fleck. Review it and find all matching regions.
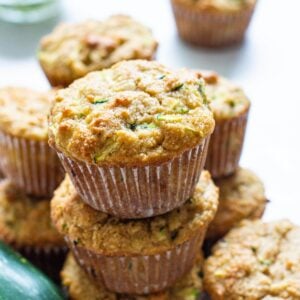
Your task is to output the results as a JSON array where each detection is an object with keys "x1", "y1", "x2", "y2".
[
  {"x1": 198, "y1": 82, "x2": 208, "y2": 105},
  {"x1": 157, "y1": 74, "x2": 166, "y2": 80},
  {"x1": 94, "y1": 98, "x2": 109, "y2": 104},
  {"x1": 136, "y1": 123, "x2": 157, "y2": 130},
  {"x1": 176, "y1": 106, "x2": 189, "y2": 114},
  {"x1": 171, "y1": 83, "x2": 184, "y2": 91},
  {"x1": 156, "y1": 114, "x2": 182, "y2": 122}
]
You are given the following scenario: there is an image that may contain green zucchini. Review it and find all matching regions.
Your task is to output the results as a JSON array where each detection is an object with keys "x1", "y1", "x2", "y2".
[{"x1": 0, "y1": 241, "x2": 64, "y2": 300}]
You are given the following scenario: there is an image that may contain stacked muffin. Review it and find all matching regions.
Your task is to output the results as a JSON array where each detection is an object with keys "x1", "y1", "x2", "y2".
[
  {"x1": 49, "y1": 59, "x2": 219, "y2": 298},
  {"x1": 199, "y1": 71, "x2": 267, "y2": 244},
  {"x1": 0, "y1": 87, "x2": 66, "y2": 280}
]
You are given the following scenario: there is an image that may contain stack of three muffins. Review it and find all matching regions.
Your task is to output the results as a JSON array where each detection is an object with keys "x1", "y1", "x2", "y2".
[{"x1": 49, "y1": 59, "x2": 219, "y2": 299}]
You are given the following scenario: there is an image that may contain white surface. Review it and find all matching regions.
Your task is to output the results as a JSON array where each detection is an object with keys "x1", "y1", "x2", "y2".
[{"x1": 0, "y1": 0, "x2": 299, "y2": 222}]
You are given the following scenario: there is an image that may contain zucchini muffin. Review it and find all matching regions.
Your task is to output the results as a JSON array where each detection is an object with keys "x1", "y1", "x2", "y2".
[
  {"x1": 0, "y1": 180, "x2": 66, "y2": 281},
  {"x1": 171, "y1": 0, "x2": 257, "y2": 47},
  {"x1": 38, "y1": 15, "x2": 158, "y2": 87},
  {"x1": 204, "y1": 220, "x2": 300, "y2": 299},
  {"x1": 206, "y1": 167, "x2": 266, "y2": 242},
  {"x1": 0, "y1": 87, "x2": 63, "y2": 197},
  {"x1": 200, "y1": 71, "x2": 250, "y2": 178},
  {"x1": 62, "y1": 253, "x2": 203, "y2": 300},
  {"x1": 51, "y1": 171, "x2": 219, "y2": 295},
  {"x1": 49, "y1": 59, "x2": 215, "y2": 218}
]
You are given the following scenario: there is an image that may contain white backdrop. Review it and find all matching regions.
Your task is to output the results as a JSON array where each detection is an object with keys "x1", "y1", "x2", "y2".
[{"x1": 0, "y1": 0, "x2": 299, "y2": 222}]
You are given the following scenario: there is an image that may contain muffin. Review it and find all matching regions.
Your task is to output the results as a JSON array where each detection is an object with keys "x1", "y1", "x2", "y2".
[
  {"x1": 38, "y1": 15, "x2": 158, "y2": 87},
  {"x1": 171, "y1": 0, "x2": 257, "y2": 47},
  {"x1": 51, "y1": 171, "x2": 218, "y2": 294},
  {"x1": 61, "y1": 253, "x2": 204, "y2": 300},
  {"x1": 204, "y1": 220, "x2": 300, "y2": 299},
  {"x1": 49, "y1": 60, "x2": 215, "y2": 218},
  {"x1": 0, "y1": 179, "x2": 67, "y2": 281},
  {"x1": 0, "y1": 87, "x2": 64, "y2": 197},
  {"x1": 206, "y1": 167, "x2": 267, "y2": 242},
  {"x1": 200, "y1": 71, "x2": 250, "y2": 178}
]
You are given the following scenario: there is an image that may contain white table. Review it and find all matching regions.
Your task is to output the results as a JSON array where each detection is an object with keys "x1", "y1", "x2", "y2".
[{"x1": 0, "y1": 0, "x2": 299, "y2": 223}]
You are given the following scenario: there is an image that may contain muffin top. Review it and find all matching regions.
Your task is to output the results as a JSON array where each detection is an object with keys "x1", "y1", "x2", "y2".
[
  {"x1": 0, "y1": 180, "x2": 64, "y2": 248},
  {"x1": 38, "y1": 15, "x2": 158, "y2": 86},
  {"x1": 0, "y1": 87, "x2": 54, "y2": 140},
  {"x1": 51, "y1": 171, "x2": 218, "y2": 256},
  {"x1": 204, "y1": 220, "x2": 300, "y2": 300},
  {"x1": 173, "y1": 0, "x2": 256, "y2": 12},
  {"x1": 62, "y1": 253, "x2": 203, "y2": 300},
  {"x1": 49, "y1": 60, "x2": 215, "y2": 166},
  {"x1": 206, "y1": 168, "x2": 266, "y2": 241},
  {"x1": 199, "y1": 71, "x2": 250, "y2": 121}
]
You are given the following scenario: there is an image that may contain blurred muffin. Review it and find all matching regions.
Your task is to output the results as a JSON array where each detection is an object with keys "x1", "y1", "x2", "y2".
[
  {"x1": 0, "y1": 87, "x2": 63, "y2": 197},
  {"x1": 0, "y1": 179, "x2": 66, "y2": 281},
  {"x1": 61, "y1": 253, "x2": 203, "y2": 300},
  {"x1": 206, "y1": 167, "x2": 267, "y2": 242},
  {"x1": 52, "y1": 171, "x2": 218, "y2": 295},
  {"x1": 204, "y1": 219, "x2": 300, "y2": 299},
  {"x1": 38, "y1": 15, "x2": 158, "y2": 87},
  {"x1": 201, "y1": 71, "x2": 250, "y2": 178},
  {"x1": 171, "y1": 0, "x2": 257, "y2": 47},
  {"x1": 49, "y1": 60, "x2": 215, "y2": 218}
]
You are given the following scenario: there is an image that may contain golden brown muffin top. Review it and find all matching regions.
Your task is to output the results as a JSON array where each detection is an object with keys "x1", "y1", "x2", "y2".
[
  {"x1": 0, "y1": 87, "x2": 54, "y2": 140},
  {"x1": 206, "y1": 167, "x2": 267, "y2": 241},
  {"x1": 0, "y1": 180, "x2": 64, "y2": 248},
  {"x1": 204, "y1": 220, "x2": 300, "y2": 300},
  {"x1": 51, "y1": 171, "x2": 218, "y2": 256},
  {"x1": 173, "y1": 0, "x2": 256, "y2": 12},
  {"x1": 49, "y1": 60, "x2": 215, "y2": 166},
  {"x1": 62, "y1": 253, "x2": 203, "y2": 300},
  {"x1": 38, "y1": 15, "x2": 158, "y2": 86},
  {"x1": 199, "y1": 71, "x2": 250, "y2": 120}
]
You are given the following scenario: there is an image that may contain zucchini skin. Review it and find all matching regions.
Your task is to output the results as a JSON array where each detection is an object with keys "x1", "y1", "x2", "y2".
[{"x1": 0, "y1": 241, "x2": 64, "y2": 300}]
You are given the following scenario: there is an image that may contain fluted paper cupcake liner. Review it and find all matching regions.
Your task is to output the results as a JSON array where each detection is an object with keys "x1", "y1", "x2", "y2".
[
  {"x1": 58, "y1": 139, "x2": 209, "y2": 219},
  {"x1": 205, "y1": 112, "x2": 248, "y2": 178},
  {"x1": 0, "y1": 131, "x2": 64, "y2": 197},
  {"x1": 65, "y1": 230, "x2": 205, "y2": 295},
  {"x1": 171, "y1": 0, "x2": 255, "y2": 47}
]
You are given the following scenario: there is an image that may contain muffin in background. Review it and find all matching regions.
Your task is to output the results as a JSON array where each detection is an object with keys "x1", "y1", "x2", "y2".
[
  {"x1": 61, "y1": 253, "x2": 203, "y2": 300},
  {"x1": 0, "y1": 179, "x2": 67, "y2": 281},
  {"x1": 38, "y1": 15, "x2": 158, "y2": 87},
  {"x1": 49, "y1": 60, "x2": 215, "y2": 219},
  {"x1": 171, "y1": 0, "x2": 257, "y2": 47},
  {"x1": 200, "y1": 71, "x2": 250, "y2": 178},
  {"x1": 52, "y1": 171, "x2": 218, "y2": 295},
  {"x1": 206, "y1": 167, "x2": 267, "y2": 243},
  {"x1": 0, "y1": 87, "x2": 64, "y2": 197},
  {"x1": 204, "y1": 219, "x2": 300, "y2": 299}
]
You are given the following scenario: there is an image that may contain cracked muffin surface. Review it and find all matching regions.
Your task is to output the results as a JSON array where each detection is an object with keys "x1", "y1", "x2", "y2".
[
  {"x1": 204, "y1": 219, "x2": 300, "y2": 300},
  {"x1": 49, "y1": 60, "x2": 214, "y2": 166}
]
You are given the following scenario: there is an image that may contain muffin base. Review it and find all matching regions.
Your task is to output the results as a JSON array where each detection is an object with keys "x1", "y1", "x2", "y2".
[
  {"x1": 0, "y1": 131, "x2": 64, "y2": 197},
  {"x1": 58, "y1": 139, "x2": 209, "y2": 219},
  {"x1": 65, "y1": 230, "x2": 205, "y2": 295},
  {"x1": 171, "y1": 0, "x2": 256, "y2": 47},
  {"x1": 205, "y1": 111, "x2": 249, "y2": 178}
]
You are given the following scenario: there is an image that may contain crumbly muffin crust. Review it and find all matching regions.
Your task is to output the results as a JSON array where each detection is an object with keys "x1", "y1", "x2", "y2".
[
  {"x1": 38, "y1": 15, "x2": 158, "y2": 87},
  {"x1": 204, "y1": 220, "x2": 300, "y2": 299},
  {"x1": 62, "y1": 253, "x2": 203, "y2": 300},
  {"x1": 199, "y1": 71, "x2": 250, "y2": 120},
  {"x1": 49, "y1": 60, "x2": 214, "y2": 166},
  {"x1": 51, "y1": 171, "x2": 219, "y2": 255},
  {"x1": 0, "y1": 87, "x2": 54, "y2": 140},
  {"x1": 0, "y1": 180, "x2": 64, "y2": 248},
  {"x1": 206, "y1": 168, "x2": 266, "y2": 241}
]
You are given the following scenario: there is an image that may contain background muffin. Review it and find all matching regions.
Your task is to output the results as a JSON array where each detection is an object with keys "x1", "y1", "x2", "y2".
[
  {"x1": 0, "y1": 87, "x2": 63, "y2": 197},
  {"x1": 0, "y1": 180, "x2": 66, "y2": 281},
  {"x1": 204, "y1": 219, "x2": 300, "y2": 299},
  {"x1": 61, "y1": 253, "x2": 203, "y2": 300},
  {"x1": 171, "y1": 0, "x2": 257, "y2": 47},
  {"x1": 49, "y1": 60, "x2": 214, "y2": 218},
  {"x1": 206, "y1": 167, "x2": 267, "y2": 242},
  {"x1": 52, "y1": 171, "x2": 218, "y2": 294},
  {"x1": 38, "y1": 15, "x2": 158, "y2": 87},
  {"x1": 201, "y1": 71, "x2": 250, "y2": 178}
]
